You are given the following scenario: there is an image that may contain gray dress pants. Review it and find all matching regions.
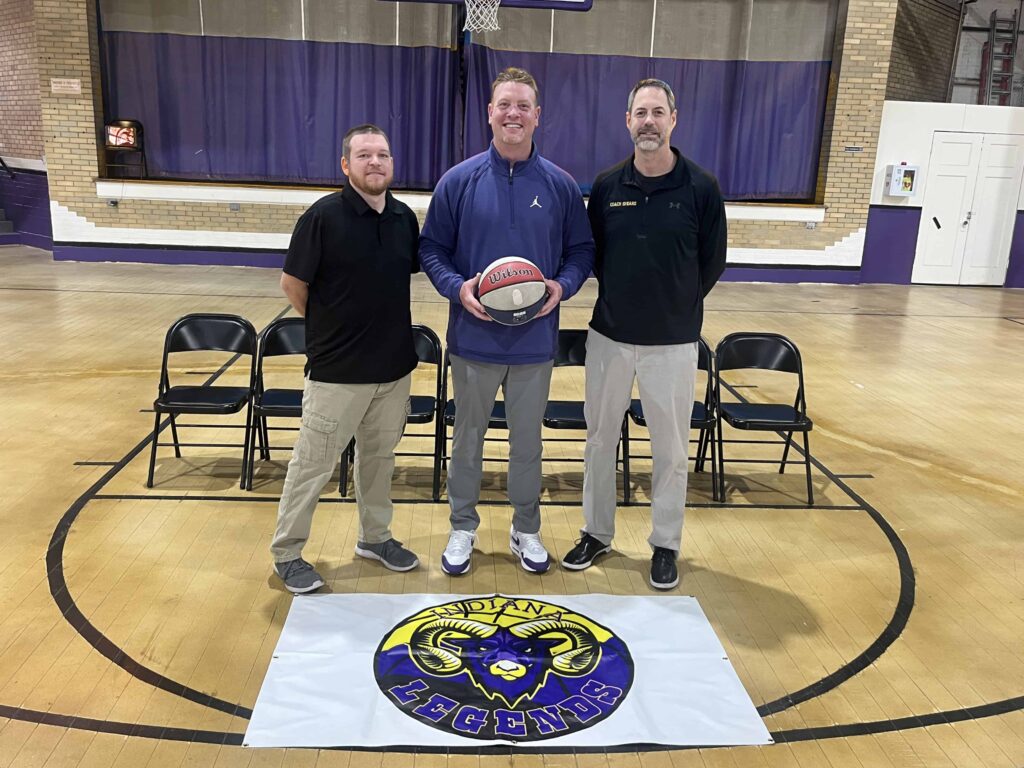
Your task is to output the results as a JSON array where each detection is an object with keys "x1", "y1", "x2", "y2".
[
  {"x1": 582, "y1": 329, "x2": 698, "y2": 552},
  {"x1": 447, "y1": 354, "x2": 554, "y2": 534}
]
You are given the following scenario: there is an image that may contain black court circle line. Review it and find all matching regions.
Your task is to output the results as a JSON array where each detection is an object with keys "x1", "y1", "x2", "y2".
[
  {"x1": 16, "y1": 326, "x2": 1016, "y2": 747},
  {"x1": 711, "y1": 375, "x2": 919, "y2": 717},
  {"x1": 6, "y1": 694, "x2": 1024, "y2": 752},
  {"x1": 44, "y1": 305, "x2": 291, "y2": 719},
  {"x1": 42, "y1": 346, "x2": 905, "y2": 724},
  {"x1": 45, "y1": 411, "x2": 898, "y2": 725},
  {"x1": 44, "y1": 351, "x2": 255, "y2": 720}
]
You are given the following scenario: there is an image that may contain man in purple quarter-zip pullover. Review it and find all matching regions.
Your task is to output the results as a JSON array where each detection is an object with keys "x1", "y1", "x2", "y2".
[{"x1": 420, "y1": 67, "x2": 594, "y2": 577}]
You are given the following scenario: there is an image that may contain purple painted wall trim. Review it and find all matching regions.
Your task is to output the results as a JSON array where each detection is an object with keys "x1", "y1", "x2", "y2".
[
  {"x1": 722, "y1": 266, "x2": 861, "y2": 284},
  {"x1": 0, "y1": 170, "x2": 53, "y2": 249},
  {"x1": 53, "y1": 244, "x2": 284, "y2": 269},
  {"x1": 860, "y1": 205, "x2": 920, "y2": 285},
  {"x1": 0, "y1": 231, "x2": 53, "y2": 250},
  {"x1": 1006, "y1": 211, "x2": 1024, "y2": 288},
  {"x1": 38, "y1": 201, "x2": 1024, "y2": 286}
]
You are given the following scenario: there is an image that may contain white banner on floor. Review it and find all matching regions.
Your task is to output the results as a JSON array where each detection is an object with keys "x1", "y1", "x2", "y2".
[{"x1": 244, "y1": 593, "x2": 772, "y2": 748}]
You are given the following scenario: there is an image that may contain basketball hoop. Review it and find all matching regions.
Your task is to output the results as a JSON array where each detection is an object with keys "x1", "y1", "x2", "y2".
[{"x1": 464, "y1": 0, "x2": 501, "y2": 32}]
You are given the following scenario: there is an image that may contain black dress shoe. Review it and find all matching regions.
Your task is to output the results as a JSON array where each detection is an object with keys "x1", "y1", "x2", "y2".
[
  {"x1": 650, "y1": 547, "x2": 679, "y2": 589},
  {"x1": 561, "y1": 533, "x2": 612, "y2": 570}
]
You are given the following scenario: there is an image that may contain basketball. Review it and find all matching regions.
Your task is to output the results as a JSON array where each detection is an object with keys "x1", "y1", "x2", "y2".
[{"x1": 477, "y1": 257, "x2": 548, "y2": 325}]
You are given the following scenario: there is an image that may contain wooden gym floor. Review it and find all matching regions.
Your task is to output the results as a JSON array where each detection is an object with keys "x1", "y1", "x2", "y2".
[{"x1": 1, "y1": 243, "x2": 1023, "y2": 767}]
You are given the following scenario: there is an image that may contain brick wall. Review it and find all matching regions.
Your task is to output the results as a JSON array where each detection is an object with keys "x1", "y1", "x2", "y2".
[
  {"x1": 34, "y1": 0, "x2": 307, "y2": 237},
  {"x1": 812, "y1": 0, "x2": 901, "y2": 246},
  {"x1": 886, "y1": 0, "x2": 960, "y2": 102},
  {"x1": 32, "y1": 0, "x2": 902, "y2": 262},
  {"x1": 0, "y1": 0, "x2": 44, "y2": 160}
]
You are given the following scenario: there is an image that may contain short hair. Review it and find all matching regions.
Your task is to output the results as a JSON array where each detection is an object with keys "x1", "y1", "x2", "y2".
[
  {"x1": 627, "y1": 79, "x2": 676, "y2": 114},
  {"x1": 342, "y1": 124, "x2": 390, "y2": 160},
  {"x1": 491, "y1": 66, "x2": 540, "y2": 106}
]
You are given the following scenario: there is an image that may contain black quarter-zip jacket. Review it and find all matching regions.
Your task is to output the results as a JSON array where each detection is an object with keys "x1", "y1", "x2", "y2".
[{"x1": 587, "y1": 148, "x2": 727, "y2": 345}]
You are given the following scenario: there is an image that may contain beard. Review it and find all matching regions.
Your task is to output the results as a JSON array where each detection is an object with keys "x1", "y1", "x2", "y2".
[
  {"x1": 352, "y1": 173, "x2": 390, "y2": 196},
  {"x1": 632, "y1": 130, "x2": 664, "y2": 151}
]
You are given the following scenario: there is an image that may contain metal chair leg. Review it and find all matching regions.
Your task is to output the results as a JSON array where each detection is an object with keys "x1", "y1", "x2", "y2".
[
  {"x1": 441, "y1": 419, "x2": 450, "y2": 473},
  {"x1": 432, "y1": 417, "x2": 443, "y2": 502},
  {"x1": 338, "y1": 438, "x2": 354, "y2": 496},
  {"x1": 802, "y1": 431, "x2": 814, "y2": 506},
  {"x1": 780, "y1": 430, "x2": 794, "y2": 474},
  {"x1": 708, "y1": 425, "x2": 720, "y2": 502},
  {"x1": 169, "y1": 414, "x2": 182, "y2": 458},
  {"x1": 260, "y1": 415, "x2": 271, "y2": 461},
  {"x1": 716, "y1": 419, "x2": 727, "y2": 503},
  {"x1": 621, "y1": 416, "x2": 631, "y2": 505},
  {"x1": 695, "y1": 427, "x2": 708, "y2": 473},
  {"x1": 240, "y1": 402, "x2": 254, "y2": 490},
  {"x1": 245, "y1": 412, "x2": 262, "y2": 491},
  {"x1": 146, "y1": 412, "x2": 161, "y2": 488}
]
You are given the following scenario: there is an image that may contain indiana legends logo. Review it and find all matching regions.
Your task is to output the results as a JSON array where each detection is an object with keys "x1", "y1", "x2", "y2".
[{"x1": 374, "y1": 596, "x2": 634, "y2": 742}]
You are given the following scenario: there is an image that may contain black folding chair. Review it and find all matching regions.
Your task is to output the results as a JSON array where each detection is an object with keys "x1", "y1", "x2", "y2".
[
  {"x1": 441, "y1": 331, "x2": 627, "y2": 498},
  {"x1": 541, "y1": 329, "x2": 588, "y2": 431},
  {"x1": 622, "y1": 336, "x2": 719, "y2": 503},
  {"x1": 441, "y1": 351, "x2": 508, "y2": 478},
  {"x1": 338, "y1": 324, "x2": 446, "y2": 501},
  {"x1": 714, "y1": 332, "x2": 814, "y2": 504},
  {"x1": 245, "y1": 317, "x2": 305, "y2": 490},
  {"x1": 147, "y1": 313, "x2": 257, "y2": 489},
  {"x1": 401, "y1": 325, "x2": 446, "y2": 500},
  {"x1": 541, "y1": 329, "x2": 630, "y2": 500}
]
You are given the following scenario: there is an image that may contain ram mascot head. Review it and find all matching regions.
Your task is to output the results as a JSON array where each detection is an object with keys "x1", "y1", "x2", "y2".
[{"x1": 407, "y1": 616, "x2": 601, "y2": 707}]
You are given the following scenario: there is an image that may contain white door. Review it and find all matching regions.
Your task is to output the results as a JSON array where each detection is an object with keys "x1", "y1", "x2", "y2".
[
  {"x1": 912, "y1": 131, "x2": 1024, "y2": 285},
  {"x1": 912, "y1": 132, "x2": 981, "y2": 284},
  {"x1": 959, "y1": 134, "x2": 1024, "y2": 285}
]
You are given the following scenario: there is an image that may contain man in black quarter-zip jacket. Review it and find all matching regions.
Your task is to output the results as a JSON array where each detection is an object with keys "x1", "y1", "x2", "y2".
[{"x1": 562, "y1": 78, "x2": 727, "y2": 590}]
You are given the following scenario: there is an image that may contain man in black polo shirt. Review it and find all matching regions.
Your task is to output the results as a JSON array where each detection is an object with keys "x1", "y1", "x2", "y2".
[
  {"x1": 270, "y1": 124, "x2": 420, "y2": 594},
  {"x1": 562, "y1": 79, "x2": 727, "y2": 590}
]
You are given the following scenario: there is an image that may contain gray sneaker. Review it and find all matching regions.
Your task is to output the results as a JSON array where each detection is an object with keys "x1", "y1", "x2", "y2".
[
  {"x1": 274, "y1": 558, "x2": 325, "y2": 594},
  {"x1": 355, "y1": 539, "x2": 420, "y2": 572}
]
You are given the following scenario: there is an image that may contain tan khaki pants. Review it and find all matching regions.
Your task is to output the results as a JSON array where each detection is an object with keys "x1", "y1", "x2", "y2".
[{"x1": 270, "y1": 373, "x2": 411, "y2": 563}]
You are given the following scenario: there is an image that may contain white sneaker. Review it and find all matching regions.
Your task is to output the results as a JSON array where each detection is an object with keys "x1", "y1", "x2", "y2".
[
  {"x1": 441, "y1": 529, "x2": 475, "y2": 575},
  {"x1": 510, "y1": 527, "x2": 551, "y2": 573}
]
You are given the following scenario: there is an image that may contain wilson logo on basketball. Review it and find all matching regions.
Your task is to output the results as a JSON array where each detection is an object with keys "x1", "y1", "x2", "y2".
[{"x1": 486, "y1": 268, "x2": 537, "y2": 284}]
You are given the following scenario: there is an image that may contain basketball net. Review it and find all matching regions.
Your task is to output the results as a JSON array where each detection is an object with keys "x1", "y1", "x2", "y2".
[{"x1": 464, "y1": 0, "x2": 501, "y2": 32}]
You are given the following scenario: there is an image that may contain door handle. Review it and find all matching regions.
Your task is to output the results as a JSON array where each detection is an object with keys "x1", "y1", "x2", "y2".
[{"x1": 962, "y1": 211, "x2": 972, "y2": 227}]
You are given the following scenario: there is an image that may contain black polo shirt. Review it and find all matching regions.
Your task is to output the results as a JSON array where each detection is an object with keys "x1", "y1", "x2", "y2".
[
  {"x1": 283, "y1": 184, "x2": 420, "y2": 384},
  {"x1": 587, "y1": 148, "x2": 727, "y2": 345}
]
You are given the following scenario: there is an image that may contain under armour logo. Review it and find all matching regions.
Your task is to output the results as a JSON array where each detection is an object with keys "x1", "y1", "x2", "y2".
[
  {"x1": 530, "y1": 196, "x2": 543, "y2": 208},
  {"x1": 669, "y1": 202, "x2": 681, "y2": 210}
]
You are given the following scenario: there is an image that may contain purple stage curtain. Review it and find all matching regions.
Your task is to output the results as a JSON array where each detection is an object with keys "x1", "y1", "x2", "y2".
[
  {"x1": 464, "y1": 46, "x2": 831, "y2": 199},
  {"x1": 101, "y1": 32, "x2": 829, "y2": 198},
  {"x1": 102, "y1": 32, "x2": 461, "y2": 189}
]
